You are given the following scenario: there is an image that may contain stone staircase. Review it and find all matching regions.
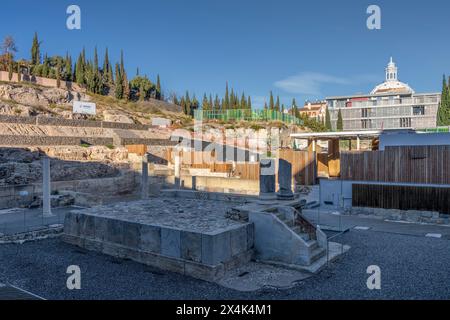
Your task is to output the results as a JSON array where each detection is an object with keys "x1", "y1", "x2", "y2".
[{"x1": 273, "y1": 209, "x2": 326, "y2": 266}]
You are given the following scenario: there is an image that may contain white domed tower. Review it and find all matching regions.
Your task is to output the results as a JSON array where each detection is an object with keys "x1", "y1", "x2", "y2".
[
  {"x1": 371, "y1": 57, "x2": 414, "y2": 95},
  {"x1": 385, "y1": 57, "x2": 398, "y2": 82}
]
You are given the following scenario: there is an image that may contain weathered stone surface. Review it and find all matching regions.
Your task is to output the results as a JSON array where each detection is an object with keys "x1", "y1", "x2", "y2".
[
  {"x1": 161, "y1": 228, "x2": 181, "y2": 258},
  {"x1": 122, "y1": 221, "x2": 140, "y2": 248},
  {"x1": 106, "y1": 218, "x2": 124, "y2": 244},
  {"x1": 139, "y1": 225, "x2": 161, "y2": 253},
  {"x1": 181, "y1": 231, "x2": 202, "y2": 262},
  {"x1": 230, "y1": 227, "x2": 247, "y2": 256},
  {"x1": 259, "y1": 158, "x2": 276, "y2": 196},
  {"x1": 202, "y1": 231, "x2": 231, "y2": 265},
  {"x1": 277, "y1": 159, "x2": 294, "y2": 200}
]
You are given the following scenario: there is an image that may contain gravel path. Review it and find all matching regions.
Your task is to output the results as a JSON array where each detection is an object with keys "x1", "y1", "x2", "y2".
[{"x1": 0, "y1": 229, "x2": 449, "y2": 300}]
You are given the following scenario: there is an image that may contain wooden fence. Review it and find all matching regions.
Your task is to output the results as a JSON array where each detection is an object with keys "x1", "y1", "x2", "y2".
[
  {"x1": 125, "y1": 144, "x2": 147, "y2": 156},
  {"x1": 340, "y1": 146, "x2": 450, "y2": 185},
  {"x1": 353, "y1": 184, "x2": 450, "y2": 214},
  {"x1": 278, "y1": 149, "x2": 316, "y2": 185},
  {"x1": 166, "y1": 148, "x2": 316, "y2": 185}
]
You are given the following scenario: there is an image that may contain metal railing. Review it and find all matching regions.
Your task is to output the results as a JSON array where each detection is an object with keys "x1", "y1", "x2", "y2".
[{"x1": 194, "y1": 109, "x2": 303, "y2": 125}]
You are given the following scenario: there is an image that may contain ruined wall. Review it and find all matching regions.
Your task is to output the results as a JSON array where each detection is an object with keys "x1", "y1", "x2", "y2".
[
  {"x1": 0, "y1": 135, "x2": 114, "y2": 146},
  {"x1": 0, "y1": 114, "x2": 152, "y2": 131}
]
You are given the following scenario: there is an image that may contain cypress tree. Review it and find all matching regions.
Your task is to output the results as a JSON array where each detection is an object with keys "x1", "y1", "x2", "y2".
[
  {"x1": 31, "y1": 32, "x2": 40, "y2": 65},
  {"x1": 275, "y1": 95, "x2": 280, "y2": 112},
  {"x1": 214, "y1": 94, "x2": 221, "y2": 110},
  {"x1": 269, "y1": 91, "x2": 274, "y2": 110},
  {"x1": 325, "y1": 106, "x2": 332, "y2": 131},
  {"x1": 292, "y1": 98, "x2": 298, "y2": 116},
  {"x1": 247, "y1": 96, "x2": 251, "y2": 110},
  {"x1": 115, "y1": 63, "x2": 123, "y2": 99},
  {"x1": 202, "y1": 93, "x2": 209, "y2": 110},
  {"x1": 223, "y1": 82, "x2": 230, "y2": 110},
  {"x1": 241, "y1": 93, "x2": 246, "y2": 110},
  {"x1": 209, "y1": 94, "x2": 213, "y2": 111},
  {"x1": 120, "y1": 51, "x2": 130, "y2": 100},
  {"x1": 156, "y1": 74, "x2": 162, "y2": 100},
  {"x1": 65, "y1": 53, "x2": 72, "y2": 81},
  {"x1": 437, "y1": 74, "x2": 449, "y2": 126},
  {"x1": 185, "y1": 91, "x2": 191, "y2": 116},
  {"x1": 337, "y1": 108, "x2": 343, "y2": 131},
  {"x1": 56, "y1": 58, "x2": 62, "y2": 88},
  {"x1": 75, "y1": 53, "x2": 84, "y2": 85}
]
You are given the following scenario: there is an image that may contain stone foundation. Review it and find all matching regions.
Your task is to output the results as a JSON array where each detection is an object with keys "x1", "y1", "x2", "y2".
[
  {"x1": 351, "y1": 207, "x2": 450, "y2": 224},
  {"x1": 62, "y1": 199, "x2": 254, "y2": 281}
]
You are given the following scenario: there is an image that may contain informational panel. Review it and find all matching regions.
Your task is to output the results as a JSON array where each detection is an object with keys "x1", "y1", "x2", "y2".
[{"x1": 73, "y1": 101, "x2": 96, "y2": 115}]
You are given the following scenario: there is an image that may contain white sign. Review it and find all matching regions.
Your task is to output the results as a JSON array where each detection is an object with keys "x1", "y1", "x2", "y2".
[{"x1": 73, "y1": 101, "x2": 96, "y2": 115}]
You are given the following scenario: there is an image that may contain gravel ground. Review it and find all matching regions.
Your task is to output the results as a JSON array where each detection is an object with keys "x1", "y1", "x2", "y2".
[{"x1": 0, "y1": 230, "x2": 449, "y2": 300}]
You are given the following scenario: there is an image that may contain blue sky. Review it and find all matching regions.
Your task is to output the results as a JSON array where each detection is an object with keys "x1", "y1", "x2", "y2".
[{"x1": 2, "y1": 0, "x2": 449, "y2": 107}]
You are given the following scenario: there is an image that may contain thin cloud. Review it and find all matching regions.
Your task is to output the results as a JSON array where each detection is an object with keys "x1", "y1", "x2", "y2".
[{"x1": 274, "y1": 72, "x2": 378, "y2": 96}]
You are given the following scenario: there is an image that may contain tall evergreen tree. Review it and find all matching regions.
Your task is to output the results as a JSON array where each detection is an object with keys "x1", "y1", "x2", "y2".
[
  {"x1": 437, "y1": 74, "x2": 450, "y2": 126},
  {"x1": 56, "y1": 58, "x2": 62, "y2": 88},
  {"x1": 31, "y1": 32, "x2": 40, "y2": 65},
  {"x1": 120, "y1": 51, "x2": 130, "y2": 100},
  {"x1": 156, "y1": 74, "x2": 162, "y2": 100},
  {"x1": 241, "y1": 93, "x2": 246, "y2": 110},
  {"x1": 337, "y1": 108, "x2": 343, "y2": 131},
  {"x1": 325, "y1": 106, "x2": 332, "y2": 131},
  {"x1": 223, "y1": 82, "x2": 230, "y2": 110},
  {"x1": 115, "y1": 63, "x2": 123, "y2": 99},
  {"x1": 269, "y1": 91, "x2": 275, "y2": 110},
  {"x1": 202, "y1": 93, "x2": 209, "y2": 110},
  {"x1": 214, "y1": 94, "x2": 221, "y2": 110},
  {"x1": 275, "y1": 95, "x2": 280, "y2": 112},
  {"x1": 75, "y1": 53, "x2": 84, "y2": 85},
  {"x1": 209, "y1": 94, "x2": 213, "y2": 111},
  {"x1": 65, "y1": 53, "x2": 72, "y2": 81},
  {"x1": 185, "y1": 91, "x2": 191, "y2": 116},
  {"x1": 247, "y1": 96, "x2": 252, "y2": 110}
]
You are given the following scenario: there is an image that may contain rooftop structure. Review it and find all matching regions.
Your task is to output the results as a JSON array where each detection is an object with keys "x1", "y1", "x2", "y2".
[{"x1": 326, "y1": 58, "x2": 441, "y2": 131}]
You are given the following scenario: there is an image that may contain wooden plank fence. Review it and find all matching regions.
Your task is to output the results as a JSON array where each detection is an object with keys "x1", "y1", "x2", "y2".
[
  {"x1": 166, "y1": 148, "x2": 316, "y2": 185},
  {"x1": 353, "y1": 184, "x2": 450, "y2": 214},
  {"x1": 340, "y1": 146, "x2": 450, "y2": 185}
]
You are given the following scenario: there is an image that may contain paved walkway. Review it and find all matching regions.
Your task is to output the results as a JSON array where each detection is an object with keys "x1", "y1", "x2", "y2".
[
  {"x1": 303, "y1": 207, "x2": 450, "y2": 239},
  {"x1": 0, "y1": 207, "x2": 74, "y2": 236}
]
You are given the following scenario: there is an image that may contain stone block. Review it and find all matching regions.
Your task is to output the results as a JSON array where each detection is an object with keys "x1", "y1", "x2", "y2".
[
  {"x1": 184, "y1": 261, "x2": 225, "y2": 282},
  {"x1": 79, "y1": 214, "x2": 95, "y2": 239},
  {"x1": 230, "y1": 226, "x2": 247, "y2": 256},
  {"x1": 161, "y1": 228, "x2": 181, "y2": 258},
  {"x1": 201, "y1": 232, "x2": 231, "y2": 265},
  {"x1": 122, "y1": 221, "x2": 141, "y2": 248},
  {"x1": 63, "y1": 212, "x2": 79, "y2": 236},
  {"x1": 140, "y1": 251, "x2": 185, "y2": 274},
  {"x1": 181, "y1": 231, "x2": 202, "y2": 262},
  {"x1": 139, "y1": 224, "x2": 161, "y2": 253},
  {"x1": 94, "y1": 216, "x2": 108, "y2": 241},
  {"x1": 105, "y1": 218, "x2": 124, "y2": 244},
  {"x1": 247, "y1": 223, "x2": 254, "y2": 250}
]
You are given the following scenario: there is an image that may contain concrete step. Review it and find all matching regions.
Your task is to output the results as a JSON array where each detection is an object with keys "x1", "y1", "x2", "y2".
[{"x1": 310, "y1": 247, "x2": 326, "y2": 264}]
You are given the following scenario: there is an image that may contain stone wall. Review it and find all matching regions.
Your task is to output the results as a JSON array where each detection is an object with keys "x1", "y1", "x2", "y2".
[
  {"x1": 0, "y1": 114, "x2": 152, "y2": 131},
  {"x1": 62, "y1": 206, "x2": 254, "y2": 281},
  {"x1": 0, "y1": 70, "x2": 83, "y2": 92},
  {"x1": 0, "y1": 135, "x2": 114, "y2": 146}
]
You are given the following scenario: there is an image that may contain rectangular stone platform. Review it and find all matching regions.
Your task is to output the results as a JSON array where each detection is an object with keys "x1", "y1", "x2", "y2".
[{"x1": 62, "y1": 198, "x2": 254, "y2": 281}]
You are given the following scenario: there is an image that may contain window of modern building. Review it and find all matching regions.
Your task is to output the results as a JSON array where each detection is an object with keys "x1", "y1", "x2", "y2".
[
  {"x1": 400, "y1": 118, "x2": 412, "y2": 128},
  {"x1": 412, "y1": 105, "x2": 425, "y2": 116}
]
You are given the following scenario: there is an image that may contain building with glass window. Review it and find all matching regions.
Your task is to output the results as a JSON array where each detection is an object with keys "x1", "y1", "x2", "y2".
[{"x1": 326, "y1": 58, "x2": 441, "y2": 131}]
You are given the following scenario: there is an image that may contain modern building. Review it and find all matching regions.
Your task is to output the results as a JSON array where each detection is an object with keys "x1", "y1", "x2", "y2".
[{"x1": 326, "y1": 58, "x2": 441, "y2": 131}]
